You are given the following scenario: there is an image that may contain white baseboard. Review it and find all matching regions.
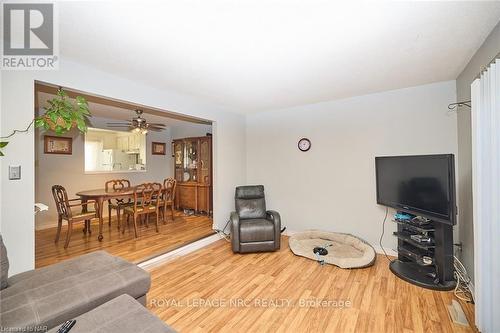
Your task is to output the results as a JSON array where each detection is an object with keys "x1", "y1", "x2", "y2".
[
  {"x1": 372, "y1": 245, "x2": 398, "y2": 257},
  {"x1": 138, "y1": 234, "x2": 221, "y2": 270},
  {"x1": 281, "y1": 228, "x2": 299, "y2": 236},
  {"x1": 282, "y1": 228, "x2": 398, "y2": 257}
]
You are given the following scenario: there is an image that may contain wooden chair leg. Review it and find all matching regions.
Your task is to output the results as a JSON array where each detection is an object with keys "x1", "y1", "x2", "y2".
[
  {"x1": 171, "y1": 205, "x2": 174, "y2": 221},
  {"x1": 133, "y1": 214, "x2": 138, "y2": 238},
  {"x1": 155, "y1": 211, "x2": 159, "y2": 232},
  {"x1": 117, "y1": 206, "x2": 121, "y2": 230},
  {"x1": 108, "y1": 204, "x2": 112, "y2": 227},
  {"x1": 64, "y1": 221, "x2": 73, "y2": 248},
  {"x1": 122, "y1": 214, "x2": 127, "y2": 234},
  {"x1": 87, "y1": 220, "x2": 92, "y2": 234},
  {"x1": 55, "y1": 216, "x2": 62, "y2": 243}
]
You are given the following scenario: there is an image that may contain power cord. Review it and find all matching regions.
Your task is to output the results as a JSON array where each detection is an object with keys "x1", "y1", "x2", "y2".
[
  {"x1": 379, "y1": 206, "x2": 394, "y2": 262},
  {"x1": 214, "y1": 220, "x2": 231, "y2": 242},
  {"x1": 453, "y1": 256, "x2": 474, "y2": 303}
]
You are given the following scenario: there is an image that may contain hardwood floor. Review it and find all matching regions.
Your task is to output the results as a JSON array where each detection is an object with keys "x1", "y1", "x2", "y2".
[
  {"x1": 147, "y1": 236, "x2": 476, "y2": 333},
  {"x1": 35, "y1": 210, "x2": 214, "y2": 268}
]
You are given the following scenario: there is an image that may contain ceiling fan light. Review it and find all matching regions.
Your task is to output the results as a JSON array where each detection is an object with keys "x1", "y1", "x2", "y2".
[
  {"x1": 134, "y1": 127, "x2": 141, "y2": 133},
  {"x1": 141, "y1": 129, "x2": 148, "y2": 134}
]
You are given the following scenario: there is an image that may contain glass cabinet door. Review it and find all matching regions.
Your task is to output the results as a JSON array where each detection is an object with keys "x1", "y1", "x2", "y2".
[
  {"x1": 183, "y1": 139, "x2": 198, "y2": 182},
  {"x1": 199, "y1": 138, "x2": 211, "y2": 185},
  {"x1": 174, "y1": 141, "x2": 183, "y2": 182}
]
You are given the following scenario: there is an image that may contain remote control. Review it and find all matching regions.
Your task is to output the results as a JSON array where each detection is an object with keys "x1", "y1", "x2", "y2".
[{"x1": 57, "y1": 320, "x2": 76, "y2": 333}]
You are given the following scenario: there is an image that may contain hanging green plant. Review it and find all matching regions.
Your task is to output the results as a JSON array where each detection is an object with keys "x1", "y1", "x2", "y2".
[
  {"x1": 34, "y1": 88, "x2": 91, "y2": 135},
  {"x1": 0, "y1": 88, "x2": 91, "y2": 156}
]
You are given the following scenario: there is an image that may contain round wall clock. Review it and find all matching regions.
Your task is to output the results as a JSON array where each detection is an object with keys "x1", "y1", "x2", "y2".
[{"x1": 298, "y1": 138, "x2": 311, "y2": 152}]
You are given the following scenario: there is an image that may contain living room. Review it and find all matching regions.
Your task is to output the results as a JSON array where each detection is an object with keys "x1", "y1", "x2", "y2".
[{"x1": 1, "y1": 1, "x2": 499, "y2": 333}]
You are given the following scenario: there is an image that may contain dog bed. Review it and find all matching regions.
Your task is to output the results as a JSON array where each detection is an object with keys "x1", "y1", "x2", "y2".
[{"x1": 288, "y1": 230, "x2": 376, "y2": 268}]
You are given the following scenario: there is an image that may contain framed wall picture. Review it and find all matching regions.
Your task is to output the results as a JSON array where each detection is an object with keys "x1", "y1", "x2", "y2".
[
  {"x1": 152, "y1": 142, "x2": 166, "y2": 155},
  {"x1": 44, "y1": 136, "x2": 72, "y2": 155}
]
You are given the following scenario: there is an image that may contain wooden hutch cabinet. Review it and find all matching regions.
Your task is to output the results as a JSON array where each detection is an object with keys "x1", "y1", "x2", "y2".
[{"x1": 173, "y1": 136, "x2": 212, "y2": 215}]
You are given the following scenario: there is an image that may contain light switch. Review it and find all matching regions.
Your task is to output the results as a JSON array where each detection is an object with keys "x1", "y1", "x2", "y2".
[{"x1": 9, "y1": 165, "x2": 21, "y2": 180}]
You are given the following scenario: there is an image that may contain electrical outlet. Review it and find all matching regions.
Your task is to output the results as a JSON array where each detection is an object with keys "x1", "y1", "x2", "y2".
[{"x1": 9, "y1": 165, "x2": 21, "y2": 180}]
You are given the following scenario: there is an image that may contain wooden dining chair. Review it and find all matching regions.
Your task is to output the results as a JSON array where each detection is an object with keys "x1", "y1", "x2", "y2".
[
  {"x1": 122, "y1": 183, "x2": 162, "y2": 238},
  {"x1": 105, "y1": 179, "x2": 133, "y2": 230},
  {"x1": 52, "y1": 185, "x2": 99, "y2": 248},
  {"x1": 160, "y1": 178, "x2": 177, "y2": 223}
]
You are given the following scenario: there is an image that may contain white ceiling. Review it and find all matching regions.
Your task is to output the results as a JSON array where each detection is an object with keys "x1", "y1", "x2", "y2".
[{"x1": 59, "y1": 1, "x2": 500, "y2": 113}]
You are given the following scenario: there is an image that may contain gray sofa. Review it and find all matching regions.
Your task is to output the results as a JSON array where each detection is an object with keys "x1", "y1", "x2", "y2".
[
  {"x1": 230, "y1": 185, "x2": 281, "y2": 253},
  {"x1": 0, "y1": 236, "x2": 151, "y2": 331},
  {"x1": 47, "y1": 294, "x2": 175, "y2": 333}
]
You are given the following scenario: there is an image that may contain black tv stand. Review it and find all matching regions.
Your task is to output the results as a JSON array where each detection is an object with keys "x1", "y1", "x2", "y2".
[{"x1": 390, "y1": 213, "x2": 456, "y2": 291}]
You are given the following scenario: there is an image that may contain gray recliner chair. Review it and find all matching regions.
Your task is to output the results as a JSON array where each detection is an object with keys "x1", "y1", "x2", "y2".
[{"x1": 230, "y1": 185, "x2": 281, "y2": 253}]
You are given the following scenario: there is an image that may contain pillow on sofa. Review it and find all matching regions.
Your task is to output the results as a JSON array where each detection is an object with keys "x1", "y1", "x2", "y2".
[{"x1": 0, "y1": 235, "x2": 9, "y2": 290}]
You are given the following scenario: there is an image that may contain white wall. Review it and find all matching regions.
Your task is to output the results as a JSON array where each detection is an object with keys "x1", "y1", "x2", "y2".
[
  {"x1": 1, "y1": 58, "x2": 246, "y2": 275},
  {"x1": 246, "y1": 81, "x2": 458, "y2": 250},
  {"x1": 34, "y1": 116, "x2": 174, "y2": 230},
  {"x1": 171, "y1": 123, "x2": 212, "y2": 139}
]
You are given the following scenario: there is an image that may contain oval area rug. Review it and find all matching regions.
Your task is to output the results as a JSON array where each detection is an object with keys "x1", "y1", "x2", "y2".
[{"x1": 289, "y1": 230, "x2": 376, "y2": 268}]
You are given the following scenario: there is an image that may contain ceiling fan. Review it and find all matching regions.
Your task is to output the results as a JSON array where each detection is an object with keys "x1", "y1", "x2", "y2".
[{"x1": 106, "y1": 109, "x2": 167, "y2": 134}]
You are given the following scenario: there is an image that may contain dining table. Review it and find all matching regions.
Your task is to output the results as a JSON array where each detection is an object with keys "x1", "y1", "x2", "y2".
[
  {"x1": 76, "y1": 186, "x2": 171, "y2": 241},
  {"x1": 76, "y1": 187, "x2": 136, "y2": 241}
]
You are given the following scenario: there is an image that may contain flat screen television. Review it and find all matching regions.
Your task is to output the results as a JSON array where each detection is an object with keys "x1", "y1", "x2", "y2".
[{"x1": 375, "y1": 154, "x2": 456, "y2": 225}]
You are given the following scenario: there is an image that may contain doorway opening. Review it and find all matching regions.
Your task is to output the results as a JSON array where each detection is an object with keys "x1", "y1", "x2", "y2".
[{"x1": 34, "y1": 82, "x2": 215, "y2": 268}]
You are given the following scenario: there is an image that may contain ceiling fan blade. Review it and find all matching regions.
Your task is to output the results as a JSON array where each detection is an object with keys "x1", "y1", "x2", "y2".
[
  {"x1": 148, "y1": 123, "x2": 167, "y2": 127},
  {"x1": 107, "y1": 122, "x2": 132, "y2": 125}
]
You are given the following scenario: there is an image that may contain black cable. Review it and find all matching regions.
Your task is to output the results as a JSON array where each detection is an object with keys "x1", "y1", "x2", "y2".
[
  {"x1": 216, "y1": 219, "x2": 231, "y2": 236},
  {"x1": 379, "y1": 206, "x2": 393, "y2": 262},
  {"x1": 0, "y1": 119, "x2": 35, "y2": 140},
  {"x1": 214, "y1": 220, "x2": 231, "y2": 242}
]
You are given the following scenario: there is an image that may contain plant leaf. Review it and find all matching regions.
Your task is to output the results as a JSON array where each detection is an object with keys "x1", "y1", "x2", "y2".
[
  {"x1": 34, "y1": 118, "x2": 45, "y2": 128},
  {"x1": 49, "y1": 112, "x2": 58, "y2": 123},
  {"x1": 76, "y1": 96, "x2": 86, "y2": 105},
  {"x1": 76, "y1": 119, "x2": 87, "y2": 133},
  {"x1": 0, "y1": 141, "x2": 8, "y2": 156}
]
